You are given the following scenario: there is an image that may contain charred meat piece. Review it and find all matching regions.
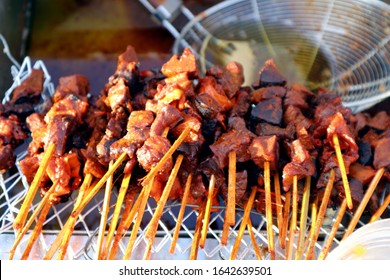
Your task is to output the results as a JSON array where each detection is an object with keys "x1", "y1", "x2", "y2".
[
  {"x1": 52, "y1": 74, "x2": 90, "y2": 103},
  {"x1": 349, "y1": 163, "x2": 375, "y2": 186},
  {"x1": 249, "y1": 135, "x2": 279, "y2": 170},
  {"x1": 0, "y1": 141, "x2": 15, "y2": 172},
  {"x1": 283, "y1": 83, "x2": 313, "y2": 110},
  {"x1": 373, "y1": 136, "x2": 390, "y2": 169},
  {"x1": 252, "y1": 59, "x2": 287, "y2": 88},
  {"x1": 367, "y1": 111, "x2": 390, "y2": 131},
  {"x1": 251, "y1": 96, "x2": 283, "y2": 126},
  {"x1": 326, "y1": 112, "x2": 358, "y2": 152},
  {"x1": 0, "y1": 114, "x2": 27, "y2": 144},
  {"x1": 110, "y1": 110, "x2": 154, "y2": 173},
  {"x1": 194, "y1": 76, "x2": 233, "y2": 118},
  {"x1": 255, "y1": 122, "x2": 295, "y2": 140},
  {"x1": 150, "y1": 104, "x2": 183, "y2": 136},
  {"x1": 136, "y1": 135, "x2": 173, "y2": 182},
  {"x1": 105, "y1": 78, "x2": 132, "y2": 113},
  {"x1": 283, "y1": 105, "x2": 313, "y2": 131},
  {"x1": 45, "y1": 152, "x2": 82, "y2": 204},
  {"x1": 10, "y1": 69, "x2": 44, "y2": 104},
  {"x1": 210, "y1": 129, "x2": 254, "y2": 169},
  {"x1": 230, "y1": 89, "x2": 250, "y2": 117},
  {"x1": 161, "y1": 47, "x2": 198, "y2": 79},
  {"x1": 207, "y1": 61, "x2": 244, "y2": 99},
  {"x1": 282, "y1": 139, "x2": 316, "y2": 191},
  {"x1": 220, "y1": 169, "x2": 248, "y2": 203},
  {"x1": 250, "y1": 86, "x2": 286, "y2": 104}
]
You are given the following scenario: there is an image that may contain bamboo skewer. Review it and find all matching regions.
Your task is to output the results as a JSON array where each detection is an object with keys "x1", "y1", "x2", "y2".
[
  {"x1": 20, "y1": 202, "x2": 52, "y2": 260},
  {"x1": 247, "y1": 218, "x2": 263, "y2": 260},
  {"x1": 370, "y1": 191, "x2": 390, "y2": 223},
  {"x1": 273, "y1": 174, "x2": 283, "y2": 234},
  {"x1": 169, "y1": 173, "x2": 192, "y2": 254},
  {"x1": 221, "y1": 151, "x2": 237, "y2": 245},
  {"x1": 108, "y1": 188, "x2": 143, "y2": 260},
  {"x1": 317, "y1": 198, "x2": 347, "y2": 260},
  {"x1": 43, "y1": 175, "x2": 94, "y2": 260},
  {"x1": 295, "y1": 176, "x2": 311, "y2": 260},
  {"x1": 56, "y1": 152, "x2": 128, "y2": 260},
  {"x1": 101, "y1": 171, "x2": 132, "y2": 260},
  {"x1": 279, "y1": 190, "x2": 291, "y2": 250},
  {"x1": 123, "y1": 177, "x2": 154, "y2": 260},
  {"x1": 310, "y1": 196, "x2": 319, "y2": 238},
  {"x1": 189, "y1": 200, "x2": 206, "y2": 260},
  {"x1": 200, "y1": 174, "x2": 216, "y2": 249},
  {"x1": 305, "y1": 169, "x2": 335, "y2": 260},
  {"x1": 264, "y1": 161, "x2": 275, "y2": 260},
  {"x1": 144, "y1": 154, "x2": 184, "y2": 259},
  {"x1": 96, "y1": 161, "x2": 115, "y2": 259},
  {"x1": 229, "y1": 186, "x2": 257, "y2": 260},
  {"x1": 332, "y1": 134, "x2": 353, "y2": 209},
  {"x1": 9, "y1": 181, "x2": 58, "y2": 260},
  {"x1": 342, "y1": 167, "x2": 385, "y2": 241},
  {"x1": 13, "y1": 143, "x2": 55, "y2": 231},
  {"x1": 286, "y1": 176, "x2": 298, "y2": 260}
]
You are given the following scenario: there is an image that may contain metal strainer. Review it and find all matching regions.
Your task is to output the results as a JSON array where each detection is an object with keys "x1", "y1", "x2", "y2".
[{"x1": 140, "y1": 0, "x2": 390, "y2": 113}]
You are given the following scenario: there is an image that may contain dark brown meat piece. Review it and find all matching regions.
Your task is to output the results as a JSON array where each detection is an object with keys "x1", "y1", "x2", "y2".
[
  {"x1": 0, "y1": 141, "x2": 15, "y2": 172},
  {"x1": 349, "y1": 163, "x2": 375, "y2": 186},
  {"x1": 0, "y1": 115, "x2": 27, "y2": 144},
  {"x1": 161, "y1": 47, "x2": 198, "y2": 79},
  {"x1": 249, "y1": 135, "x2": 279, "y2": 170},
  {"x1": 283, "y1": 83, "x2": 313, "y2": 110},
  {"x1": 367, "y1": 111, "x2": 390, "y2": 131},
  {"x1": 45, "y1": 115, "x2": 74, "y2": 156},
  {"x1": 150, "y1": 104, "x2": 183, "y2": 136},
  {"x1": 283, "y1": 105, "x2": 313, "y2": 131},
  {"x1": 255, "y1": 122, "x2": 295, "y2": 139},
  {"x1": 10, "y1": 69, "x2": 44, "y2": 104},
  {"x1": 52, "y1": 74, "x2": 90, "y2": 103},
  {"x1": 104, "y1": 78, "x2": 132, "y2": 112},
  {"x1": 110, "y1": 110, "x2": 154, "y2": 173},
  {"x1": 252, "y1": 59, "x2": 286, "y2": 88},
  {"x1": 19, "y1": 154, "x2": 40, "y2": 183},
  {"x1": 207, "y1": 61, "x2": 244, "y2": 99},
  {"x1": 45, "y1": 152, "x2": 82, "y2": 204},
  {"x1": 220, "y1": 169, "x2": 248, "y2": 203},
  {"x1": 136, "y1": 135, "x2": 173, "y2": 181},
  {"x1": 282, "y1": 139, "x2": 316, "y2": 191},
  {"x1": 194, "y1": 76, "x2": 233, "y2": 118},
  {"x1": 373, "y1": 136, "x2": 390, "y2": 169},
  {"x1": 230, "y1": 89, "x2": 250, "y2": 117},
  {"x1": 326, "y1": 112, "x2": 358, "y2": 152},
  {"x1": 334, "y1": 178, "x2": 363, "y2": 211},
  {"x1": 251, "y1": 96, "x2": 283, "y2": 126},
  {"x1": 210, "y1": 129, "x2": 253, "y2": 169},
  {"x1": 250, "y1": 86, "x2": 286, "y2": 104}
]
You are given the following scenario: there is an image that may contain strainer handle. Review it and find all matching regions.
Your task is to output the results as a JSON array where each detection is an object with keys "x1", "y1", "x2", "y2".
[{"x1": 138, "y1": 0, "x2": 194, "y2": 40}]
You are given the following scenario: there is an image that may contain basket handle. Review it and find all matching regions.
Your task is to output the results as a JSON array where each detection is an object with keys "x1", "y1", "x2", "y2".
[{"x1": 138, "y1": 0, "x2": 195, "y2": 40}]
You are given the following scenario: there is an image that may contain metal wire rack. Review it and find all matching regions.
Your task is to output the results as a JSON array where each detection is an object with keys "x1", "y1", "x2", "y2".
[{"x1": 1, "y1": 34, "x2": 389, "y2": 260}]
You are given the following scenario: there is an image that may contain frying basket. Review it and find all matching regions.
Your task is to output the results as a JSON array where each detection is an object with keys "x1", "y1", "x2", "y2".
[{"x1": 141, "y1": 0, "x2": 390, "y2": 113}]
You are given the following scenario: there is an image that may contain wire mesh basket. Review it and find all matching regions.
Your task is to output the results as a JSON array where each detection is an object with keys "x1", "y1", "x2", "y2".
[{"x1": 142, "y1": 0, "x2": 390, "y2": 113}]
